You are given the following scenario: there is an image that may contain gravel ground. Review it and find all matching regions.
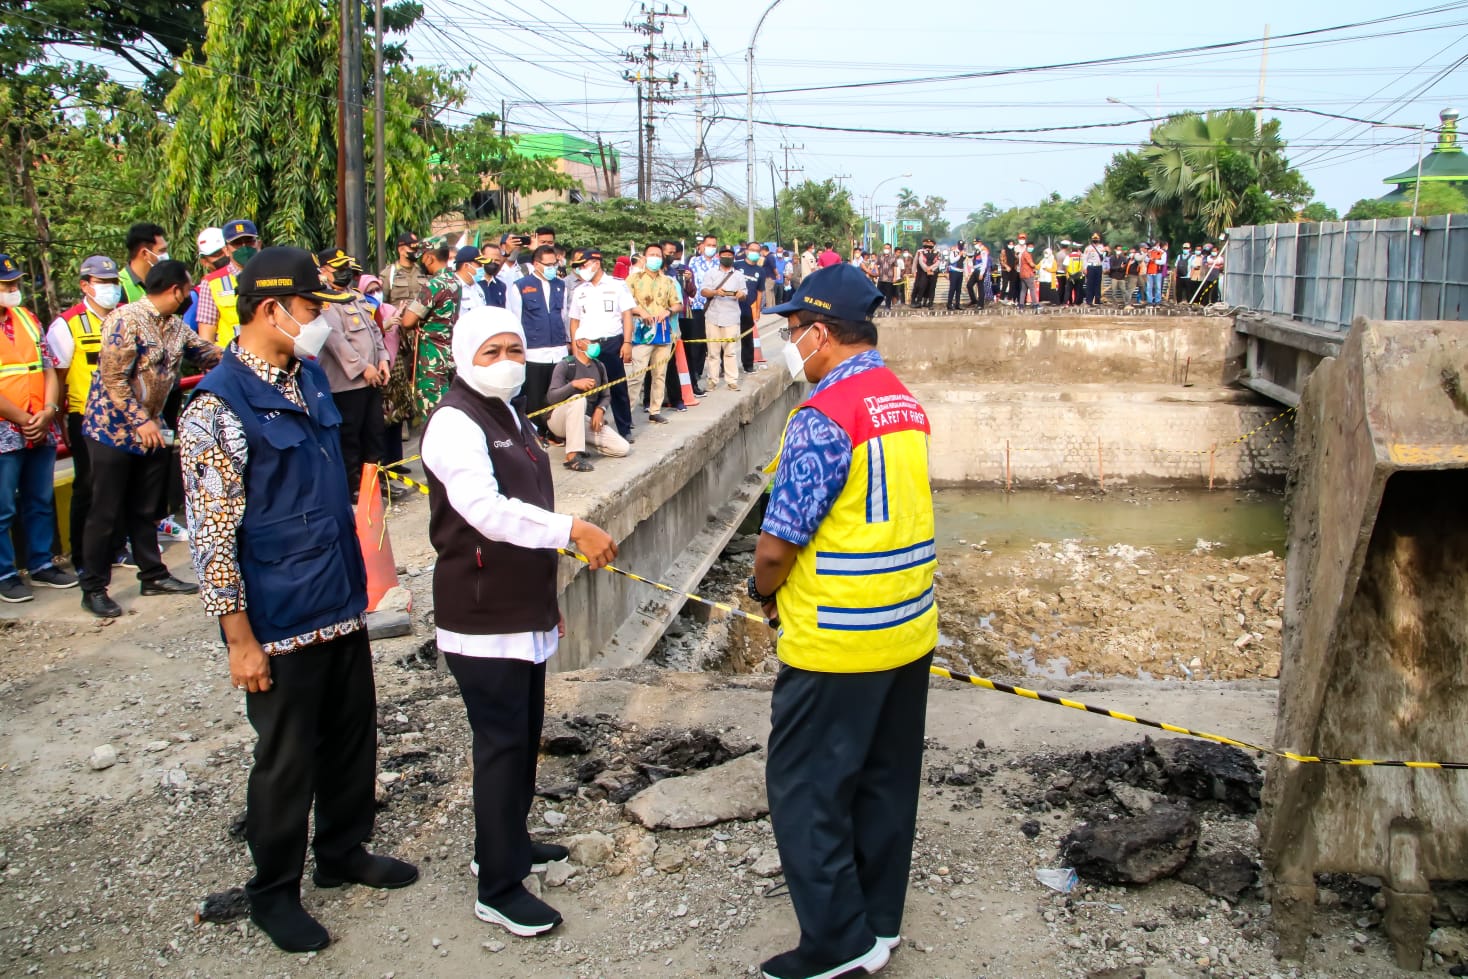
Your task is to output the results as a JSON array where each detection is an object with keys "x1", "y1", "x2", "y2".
[{"x1": 0, "y1": 500, "x2": 1449, "y2": 978}]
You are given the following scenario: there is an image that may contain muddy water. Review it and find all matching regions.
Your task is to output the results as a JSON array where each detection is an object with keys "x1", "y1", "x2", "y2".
[{"x1": 935, "y1": 487, "x2": 1285, "y2": 559}]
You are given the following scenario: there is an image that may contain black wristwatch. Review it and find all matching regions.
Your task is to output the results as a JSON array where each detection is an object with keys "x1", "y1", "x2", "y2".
[{"x1": 746, "y1": 575, "x2": 778, "y2": 604}]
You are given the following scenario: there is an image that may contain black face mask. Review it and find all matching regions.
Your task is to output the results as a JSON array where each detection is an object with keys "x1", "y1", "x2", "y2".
[
  {"x1": 175, "y1": 290, "x2": 194, "y2": 318},
  {"x1": 332, "y1": 267, "x2": 355, "y2": 287},
  {"x1": 719, "y1": 256, "x2": 735, "y2": 268},
  {"x1": 482, "y1": 260, "x2": 502, "y2": 276}
]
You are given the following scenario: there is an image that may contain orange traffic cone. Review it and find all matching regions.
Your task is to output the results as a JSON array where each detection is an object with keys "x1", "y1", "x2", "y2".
[
  {"x1": 356, "y1": 464, "x2": 400, "y2": 613},
  {"x1": 673, "y1": 339, "x2": 699, "y2": 407},
  {"x1": 751, "y1": 319, "x2": 767, "y2": 365}
]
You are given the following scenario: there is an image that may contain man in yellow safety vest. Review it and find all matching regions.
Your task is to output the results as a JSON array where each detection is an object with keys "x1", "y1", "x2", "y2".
[
  {"x1": 750, "y1": 262, "x2": 937, "y2": 979},
  {"x1": 197, "y1": 218, "x2": 260, "y2": 347},
  {"x1": 0, "y1": 253, "x2": 78, "y2": 602},
  {"x1": 44, "y1": 255, "x2": 128, "y2": 571}
]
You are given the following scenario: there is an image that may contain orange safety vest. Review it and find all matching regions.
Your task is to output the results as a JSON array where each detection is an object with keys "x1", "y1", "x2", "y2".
[{"x1": 0, "y1": 306, "x2": 46, "y2": 417}]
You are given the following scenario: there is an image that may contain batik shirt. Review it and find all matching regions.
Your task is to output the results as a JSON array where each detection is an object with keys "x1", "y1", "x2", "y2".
[
  {"x1": 626, "y1": 269, "x2": 680, "y2": 346},
  {"x1": 83, "y1": 296, "x2": 221, "y2": 454},
  {"x1": 407, "y1": 267, "x2": 460, "y2": 417},
  {"x1": 762, "y1": 349, "x2": 885, "y2": 545},
  {"x1": 177, "y1": 343, "x2": 364, "y2": 655},
  {"x1": 687, "y1": 252, "x2": 720, "y2": 311}
]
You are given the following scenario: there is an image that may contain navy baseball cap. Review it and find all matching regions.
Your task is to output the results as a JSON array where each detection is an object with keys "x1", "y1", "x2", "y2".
[
  {"x1": 765, "y1": 263, "x2": 882, "y2": 322},
  {"x1": 454, "y1": 244, "x2": 481, "y2": 267},
  {"x1": 224, "y1": 219, "x2": 259, "y2": 242},
  {"x1": 80, "y1": 255, "x2": 120, "y2": 279},
  {"x1": 569, "y1": 248, "x2": 602, "y2": 267},
  {"x1": 0, "y1": 254, "x2": 20, "y2": 282}
]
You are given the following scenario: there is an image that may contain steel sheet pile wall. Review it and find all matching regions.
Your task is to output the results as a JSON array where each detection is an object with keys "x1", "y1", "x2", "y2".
[{"x1": 1224, "y1": 216, "x2": 1467, "y2": 330}]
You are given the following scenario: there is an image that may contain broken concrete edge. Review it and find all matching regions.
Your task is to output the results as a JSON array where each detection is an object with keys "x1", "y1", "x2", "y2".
[
  {"x1": 366, "y1": 610, "x2": 413, "y2": 640},
  {"x1": 621, "y1": 752, "x2": 769, "y2": 831},
  {"x1": 590, "y1": 472, "x2": 769, "y2": 672}
]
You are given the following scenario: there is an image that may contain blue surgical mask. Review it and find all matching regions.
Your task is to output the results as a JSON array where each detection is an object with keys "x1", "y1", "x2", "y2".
[
  {"x1": 473, "y1": 266, "x2": 486, "y2": 283},
  {"x1": 541, "y1": 264, "x2": 559, "y2": 281},
  {"x1": 646, "y1": 256, "x2": 663, "y2": 272},
  {"x1": 92, "y1": 283, "x2": 123, "y2": 310}
]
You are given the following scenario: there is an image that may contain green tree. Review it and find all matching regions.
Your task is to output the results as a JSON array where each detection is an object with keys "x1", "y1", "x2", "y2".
[
  {"x1": 156, "y1": 0, "x2": 461, "y2": 261},
  {"x1": 1343, "y1": 184, "x2": 1468, "y2": 220},
  {"x1": 1136, "y1": 111, "x2": 1310, "y2": 239},
  {"x1": 893, "y1": 188, "x2": 950, "y2": 248},
  {"x1": 1299, "y1": 201, "x2": 1339, "y2": 222},
  {"x1": 432, "y1": 113, "x2": 575, "y2": 225},
  {"x1": 521, "y1": 197, "x2": 699, "y2": 255},
  {"x1": 0, "y1": 63, "x2": 161, "y2": 321},
  {"x1": 779, "y1": 178, "x2": 860, "y2": 250}
]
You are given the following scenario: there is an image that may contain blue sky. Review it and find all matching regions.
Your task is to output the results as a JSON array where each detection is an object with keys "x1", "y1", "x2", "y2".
[{"x1": 409, "y1": 0, "x2": 1467, "y2": 222}]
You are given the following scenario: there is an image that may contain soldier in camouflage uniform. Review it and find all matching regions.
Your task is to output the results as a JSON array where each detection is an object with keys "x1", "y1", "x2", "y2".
[{"x1": 390, "y1": 241, "x2": 460, "y2": 421}]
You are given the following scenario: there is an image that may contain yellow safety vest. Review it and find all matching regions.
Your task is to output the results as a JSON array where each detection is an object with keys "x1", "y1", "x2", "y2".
[
  {"x1": 765, "y1": 364, "x2": 938, "y2": 673},
  {"x1": 208, "y1": 272, "x2": 240, "y2": 348},
  {"x1": 61, "y1": 303, "x2": 105, "y2": 414}
]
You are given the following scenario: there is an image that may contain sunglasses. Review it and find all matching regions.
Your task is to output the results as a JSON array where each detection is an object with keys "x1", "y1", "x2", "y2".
[{"x1": 777, "y1": 320, "x2": 823, "y2": 343}]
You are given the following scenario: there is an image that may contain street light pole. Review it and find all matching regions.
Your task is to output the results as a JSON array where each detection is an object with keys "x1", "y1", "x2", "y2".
[
  {"x1": 866, "y1": 171, "x2": 911, "y2": 251},
  {"x1": 747, "y1": 0, "x2": 786, "y2": 243}
]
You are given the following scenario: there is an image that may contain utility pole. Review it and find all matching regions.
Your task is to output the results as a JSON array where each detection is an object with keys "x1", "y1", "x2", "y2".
[
  {"x1": 1255, "y1": 24, "x2": 1269, "y2": 138},
  {"x1": 768, "y1": 158, "x2": 781, "y2": 245},
  {"x1": 622, "y1": 4, "x2": 685, "y2": 203},
  {"x1": 338, "y1": 0, "x2": 367, "y2": 260},
  {"x1": 372, "y1": 0, "x2": 385, "y2": 268},
  {"x1": 693, "y1": 40, "x2": 708, "y2": 217},
  {"x1": 779, "y1": 142, "x2": 804, "y2": 189},
  {"x1": 746, "y1": 0, "x2": 787, "y2": 242},
  {"x1": 831, "y1": 173, "x2": 853, "y2": 189}
]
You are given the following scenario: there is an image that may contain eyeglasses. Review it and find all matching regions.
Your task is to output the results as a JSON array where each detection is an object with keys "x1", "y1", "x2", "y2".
[{"x1": 777, "y1": 321, "x2": 820, "y2": 342}]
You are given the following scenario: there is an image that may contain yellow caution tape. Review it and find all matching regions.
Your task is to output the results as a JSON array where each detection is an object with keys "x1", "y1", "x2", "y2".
[
  {"x1": 929, "y1": 666, "x2": 1467, "y2": 769},
  {"x1": 377, "y1": 433, "x2": 1462, "y2": 768}
]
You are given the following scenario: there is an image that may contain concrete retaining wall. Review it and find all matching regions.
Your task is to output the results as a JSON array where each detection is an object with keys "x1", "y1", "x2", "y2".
[
  {"x1": 917, "y1": 384, "x2": 1292, "y2": 487},
  {"x1": 554, "y1": 353, "x2": 800, "y2": 671},
  {"x1": 878, "y1": 315, "x2": 1242, "y2": 386}
]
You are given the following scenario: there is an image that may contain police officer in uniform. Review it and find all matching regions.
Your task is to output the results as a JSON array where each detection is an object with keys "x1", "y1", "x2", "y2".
[
  {"x1": 196, "y1": 218, "x2": 260, "y2": 347},
  {"x1": 179, "y1": 247, "x2": 417, "y2": 953},
  {"x1": 44, "y1": 255, "x2": 125, "y2": 571},
  {"x1": 750, "y1": 263, "x2": 938, "y2": 979}
]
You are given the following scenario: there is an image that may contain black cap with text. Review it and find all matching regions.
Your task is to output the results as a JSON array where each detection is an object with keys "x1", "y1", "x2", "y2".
[{"x1": 238, "y1": 246, "x2": 352, "y2": 302}]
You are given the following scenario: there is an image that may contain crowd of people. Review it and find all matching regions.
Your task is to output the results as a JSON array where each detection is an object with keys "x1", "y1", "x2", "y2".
[
  {"x1": 813, "y1": 234, "x2": 1226, "y2": 311},
  {"x1": 0, "y1": 220, "x2": 813, "y2": 609}
]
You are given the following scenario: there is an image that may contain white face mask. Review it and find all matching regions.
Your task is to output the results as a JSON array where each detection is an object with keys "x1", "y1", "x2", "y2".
[
  {"x1": 92, "y1": 283, "x2": 122, "y2": 309},
  {"x1": 576, "y1": 267, "x2": 595, "y2": 282},
  {"x1": 464, "y1": 358, "x2": 525, "y2": 402},
  {"x1": 0, "y1": 290, "x2": 21, "y2": 308},
  {"x1": 782, "y1": 325, "x2": 820, "y2": 382},
  {"x1": 274, "y1": 302, "x2": 332, "y2": 358}
]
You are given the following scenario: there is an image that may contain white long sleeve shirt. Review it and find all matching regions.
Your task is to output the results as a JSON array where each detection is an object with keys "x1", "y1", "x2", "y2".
[{"x1": 421, "y1": 403, "x2": 574, "y2": 662}]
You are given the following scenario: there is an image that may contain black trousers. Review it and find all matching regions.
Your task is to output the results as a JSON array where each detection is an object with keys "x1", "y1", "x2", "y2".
[
  {"x1": 653, "y1": 346, "x2": 685, "y2": 409},
  {"x1": 877, "y1": 281, "x2": 895, "y2": 309},
  {"x1": 382, "y1": 420, "x2": 405, "y2": 468},
  {"x1": 79, "y1": 438, "x2": 169, "y2": 593},
  {"x1": 684, "y1": 309, "x2": 708, "y2": 388},
  {"x1": 766, "y1": 650, "x2": 933, "y2": 961},
  {"x1": 1085, "y1": 266, "x2": 1103, "y2": 305},
  {"x1": 594, "y1": 341, "x2": 633, "y2": 438},
  {"x1": 740, "y1": 309, "x2": 756, "y2": 373},
  {"x1": 332, "y1": 386, "x2": 384, "y2": 498},
  {"x1": 244, "y1": 630, "x2": 378, "y2": 912},
  {"x1": 946, "y1": 270, "x2": 964, "y2": 309},
  {"x1": 524, "y1": 361, "x2": 556, "y2": 435},
  {"x1": 911, "y1": 272, "x2": 935, "y2": 307},
  {"x1": 66, "y1": 413, "x2": 125, "y2": 569},
  {"x1": 445, "y1": 654, "x2": 545, "y2": 902},
  {"x1": 966, "y1": 273, "x2": 983, "y2": 306}
]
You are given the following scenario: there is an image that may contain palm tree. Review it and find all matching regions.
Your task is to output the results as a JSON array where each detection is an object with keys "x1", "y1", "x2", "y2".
[{"x1": 1135, "y1": 110, "x2": 1305, "y2": 238}]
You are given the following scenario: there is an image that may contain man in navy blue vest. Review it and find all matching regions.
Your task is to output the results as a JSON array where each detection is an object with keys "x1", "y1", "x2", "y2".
[
  {"x1": 178, "y1": 247, "x2": 418, "y2": 954},
  {"x1": 504, "y1": 244, "x2": 567, "y2": 438}
]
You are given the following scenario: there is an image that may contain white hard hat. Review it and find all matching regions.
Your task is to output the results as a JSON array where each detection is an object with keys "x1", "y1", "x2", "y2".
[{"x1": 196, "y1": 227, "x2": 226, "y2": 255}]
